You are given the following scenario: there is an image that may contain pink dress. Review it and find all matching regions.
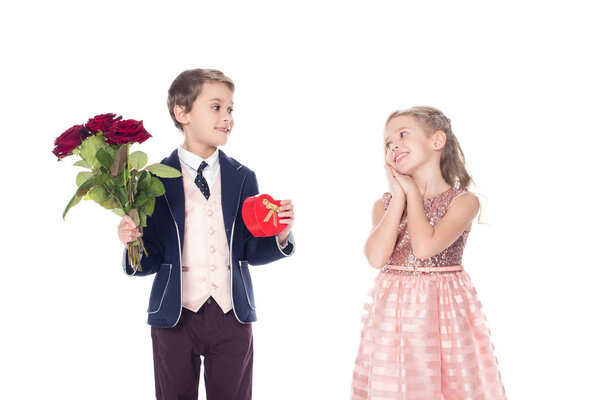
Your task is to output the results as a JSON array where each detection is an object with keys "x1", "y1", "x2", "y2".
[{"x1": 351, "y1": 188, "x2": 506, "y2": 400}]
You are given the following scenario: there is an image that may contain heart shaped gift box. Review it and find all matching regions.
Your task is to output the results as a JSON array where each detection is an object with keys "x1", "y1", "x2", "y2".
[{"x1": 242, "y1": 194, "x2": 285, "y2": 237}]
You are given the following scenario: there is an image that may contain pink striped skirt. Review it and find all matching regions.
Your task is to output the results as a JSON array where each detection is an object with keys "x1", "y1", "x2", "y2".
[{"x1": 351, "y1": 268, "x2": 506, "y2": 400}]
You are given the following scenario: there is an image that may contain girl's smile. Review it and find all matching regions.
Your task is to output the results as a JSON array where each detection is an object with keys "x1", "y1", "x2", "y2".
[{"x1": 394, "y1": 151, "x2": 409, "y2": 164}]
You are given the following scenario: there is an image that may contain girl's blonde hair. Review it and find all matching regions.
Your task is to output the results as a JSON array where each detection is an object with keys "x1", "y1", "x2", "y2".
[{"x1": 385, "y1": 106, "x2": 472, "y2": 190}]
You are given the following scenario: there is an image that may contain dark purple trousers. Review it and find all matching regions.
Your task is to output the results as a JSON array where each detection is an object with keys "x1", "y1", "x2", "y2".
[{"x1": 151, "y1": 299, "x2": 253, "y2": 400}]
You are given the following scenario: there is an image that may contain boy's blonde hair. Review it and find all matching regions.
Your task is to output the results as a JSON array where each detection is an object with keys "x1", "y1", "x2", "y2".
[
  {"x1": 385, "y1": 106, "x2": 472, "y2": 190},
  {"x1": 167, "y1": 69, "x2": 235, "y2": 131}
]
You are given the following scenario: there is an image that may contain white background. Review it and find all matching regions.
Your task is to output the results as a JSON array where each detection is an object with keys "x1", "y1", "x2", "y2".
[{"x1": 1, "y1": 1, "x2": 599, "y2": 399}]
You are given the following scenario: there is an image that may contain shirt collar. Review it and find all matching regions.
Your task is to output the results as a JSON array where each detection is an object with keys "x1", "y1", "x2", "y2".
[{"x1": 177, "y1": 146, "x2": 220, "y2": 173}]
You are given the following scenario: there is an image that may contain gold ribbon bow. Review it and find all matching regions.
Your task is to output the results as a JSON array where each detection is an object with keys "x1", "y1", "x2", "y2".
[{"x1": 262, "y1": 198, "x2": 281, "y2": 227}]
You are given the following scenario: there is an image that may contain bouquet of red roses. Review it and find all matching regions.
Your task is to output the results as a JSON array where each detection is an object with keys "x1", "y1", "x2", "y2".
[{"x1": 53, "y1": 113, "x2": 181, "y2": 272}]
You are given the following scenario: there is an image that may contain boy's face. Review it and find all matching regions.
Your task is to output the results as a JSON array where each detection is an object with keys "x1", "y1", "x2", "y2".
[{"x1": 177, "y1": 82, "x2": 234, "y2": 153}]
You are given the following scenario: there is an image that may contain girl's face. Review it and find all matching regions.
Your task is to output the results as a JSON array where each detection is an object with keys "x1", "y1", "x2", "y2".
[{"x1": 384, "y1": 115, "x2": 436, "y2": 175}]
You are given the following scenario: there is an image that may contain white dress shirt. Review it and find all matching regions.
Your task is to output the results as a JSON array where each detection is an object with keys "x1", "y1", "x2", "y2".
[{"x1": 178, "y1": 146, "x2": 220, "y2": 190}]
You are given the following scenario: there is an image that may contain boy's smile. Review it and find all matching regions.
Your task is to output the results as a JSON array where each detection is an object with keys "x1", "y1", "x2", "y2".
[
  {"x1": 177, "y1": 81, "x2": 234, "y2": 158},
  {"x1": 215, "y1": 125, "x2": 231, "y2": 134}
]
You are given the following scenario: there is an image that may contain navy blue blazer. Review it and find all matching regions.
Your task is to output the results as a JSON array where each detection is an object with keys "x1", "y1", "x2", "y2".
[{"x1": 122, "y1": 149, "x2": 294, "y2": 328}]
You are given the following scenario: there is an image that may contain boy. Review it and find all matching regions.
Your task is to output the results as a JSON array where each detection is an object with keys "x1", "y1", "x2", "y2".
[{"x1": 117, "y1": 69, "x2": 295, "y2": 400}]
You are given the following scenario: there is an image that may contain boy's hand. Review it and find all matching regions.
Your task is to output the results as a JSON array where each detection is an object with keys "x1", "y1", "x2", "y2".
[
  {"x1": 276, "y1": 199, "x2": 295, "y2": 247},
  {"x1": 118, "y1": 215, "x2": 141, "y2": 247}
]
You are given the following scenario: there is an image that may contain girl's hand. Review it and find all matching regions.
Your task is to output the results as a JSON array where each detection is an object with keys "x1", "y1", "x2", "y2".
[
  {"x1": 276, "y1": 199, "x2": 295, "y2": 247},
  {"x1": 391, "y1": 170, "x2": 419, "y2": 197},
  {"x1": 118, "y1": 215, "x2": 141, "y2": 246},
  {"x1": 385, "y1": 164, "x2": 406, "y2": 199}
]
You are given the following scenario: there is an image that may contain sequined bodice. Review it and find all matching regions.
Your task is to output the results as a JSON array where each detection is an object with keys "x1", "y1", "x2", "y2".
[{"x1": 383, "y1": 187, "x2": 469, "y2": 267}]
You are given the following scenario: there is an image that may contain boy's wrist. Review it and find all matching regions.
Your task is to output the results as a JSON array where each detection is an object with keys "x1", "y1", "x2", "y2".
[
  {"x1": 275, "y1": 232, "x2": 295, "y2": 256},
  {"x1": 277, "y1": 235, "x2": 289, "y2": 248}
]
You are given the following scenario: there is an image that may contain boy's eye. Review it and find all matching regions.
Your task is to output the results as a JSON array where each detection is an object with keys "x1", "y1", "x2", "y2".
[
  {"x1": 227, "y1": 107, "x2": 234, "y2": 114},
  {"x1": 385, "y1": 142, "x2": 392, "y2": 149},
  {"x1": 400, "y1": 131, "x2": 408, "y2": 138}
]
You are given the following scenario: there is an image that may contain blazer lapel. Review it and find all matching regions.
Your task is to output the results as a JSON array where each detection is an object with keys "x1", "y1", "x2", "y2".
[
  {"x1": 161, "y1": 149, "x2": 185, "y2": 248},
  {"x1": 218, "y1": 149, "x2": 245, "y2": 244}
]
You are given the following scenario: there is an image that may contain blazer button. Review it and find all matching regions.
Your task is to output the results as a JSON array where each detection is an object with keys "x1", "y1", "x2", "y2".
[
  {"x1": 209, "y1": 245, "x2": 215, "y2": 253},
  {"x1": 207, "y1": 209, "x2": 213, "y2": 216},
  {"x1": 208, "y1": 227, "x2": 215, "y2": 235},
  {"x1": 209, "y1": 264, "x2": 216, "y2": 272},
  {"x1": 210, "y1": 283, "x2": 218, "y2": 290}
]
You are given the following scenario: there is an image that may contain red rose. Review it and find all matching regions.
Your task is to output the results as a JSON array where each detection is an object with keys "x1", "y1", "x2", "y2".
[
  {"x1": 86, "y1": 113, "x2": 122, "y2": 133},
  {"x1": 52, "y1": 124, "x2": 91, "y2": 160},
  {"x1": 104, "y1": 119, "x2": 152, "y2": 145}
]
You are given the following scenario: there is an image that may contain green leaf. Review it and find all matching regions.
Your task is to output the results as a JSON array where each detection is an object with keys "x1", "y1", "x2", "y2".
[
  {"x1": 116, "y1": 185, "x2": 127, "y2": 208},
  {"x1": 112, "y1": 208, "x2": 126, "y2": 217},
  {"x1": 88, "y1": 187, "x2": 110, "y2": 204},
  {"x1": 128, "y1": 208, "x2": 140, "y2": 226},
  {"x1": 139, "y1": 209, "x2": 148, "y2": 227},
  {"x1": 80, "y1": 135, "x2": 104, "y2": 169},
  {"x1": 76, "y1": 171, "x2": 93, "y2": 186},
  {"x1": 145, "y1": 177, "x2": 166, "y2": 197},
  {"x1": 110, "y1": 144, "x2": 127, "y2": 177},
  {"x1": 105, "y1": 145, "x2": 117, "y2": 158},
  {"x1": 140, "y1": 196, "x2": 156, "y2": 216},
  {"x1": 129, "y1": 151, "x2": 148, "y2": 170},
  {"x1": 76, "y1": 173, "x2": 110, "y2": 197},
  {"x1": 137, "y1": 171, "x2": 150, "y2": 190},
  {"x1": 133, "y1": 191, "x2": 148, "y2": 208},
  {"x1": 63, "y1": 192, "x2": 82, "y2": 219},
  {"x1": 100, "y1": 197, "x2": 120, "y2": 211},
  {"x1": 96, "y1": 148, "x2": 113, "y2": 169},
  {"x1": 106, "y1": 175, "x2": 120, "y2": 188},
  {"x1": 145, "y1": 163, "x2": 182, "y2": 178},
  {"x1": 73, "y1": 159, "x2": 91, "y2": 168}
]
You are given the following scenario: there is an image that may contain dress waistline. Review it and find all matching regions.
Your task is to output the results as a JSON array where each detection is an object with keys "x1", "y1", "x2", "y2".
[{"x1": 382, "y1": 264, "x2": 464, "y2": 274}]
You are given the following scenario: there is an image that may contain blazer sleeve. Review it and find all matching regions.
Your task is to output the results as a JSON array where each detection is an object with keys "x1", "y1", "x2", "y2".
[{"x1": 242, "y1": 171, "x2": 295, "y2": 265}]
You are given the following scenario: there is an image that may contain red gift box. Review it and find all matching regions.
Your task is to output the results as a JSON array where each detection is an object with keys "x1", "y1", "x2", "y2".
[{"x1": 242, "y1": 194, "x2": 285, "y2": 237}]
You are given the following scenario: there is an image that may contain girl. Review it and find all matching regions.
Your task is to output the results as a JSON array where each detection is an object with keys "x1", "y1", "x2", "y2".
[{"x1": 351, "y1": 106, "x2": 506, "y2": 399}]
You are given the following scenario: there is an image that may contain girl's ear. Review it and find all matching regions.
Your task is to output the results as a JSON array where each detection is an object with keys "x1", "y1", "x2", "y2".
[
  {"x1": 432, "y1": 130, "x2": 447, "y2": 150},
  {"x1": 174, "y1": 105, "x2": 188, "y2": 125}
]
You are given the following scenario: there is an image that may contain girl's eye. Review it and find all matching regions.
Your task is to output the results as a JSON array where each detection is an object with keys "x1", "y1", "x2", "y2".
[
  {"x1": 212, "y1": 105, "x2": 220, "y2": 111},
  {"x1": 385, "y1": 142, "x2": 392, "y2": 149},
  {"x1": 400, "y1": 131, "x2": 408, "y2": 138},
  {"x1": 227, "y1": 107, "x2": 234, "y2": 114}
]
